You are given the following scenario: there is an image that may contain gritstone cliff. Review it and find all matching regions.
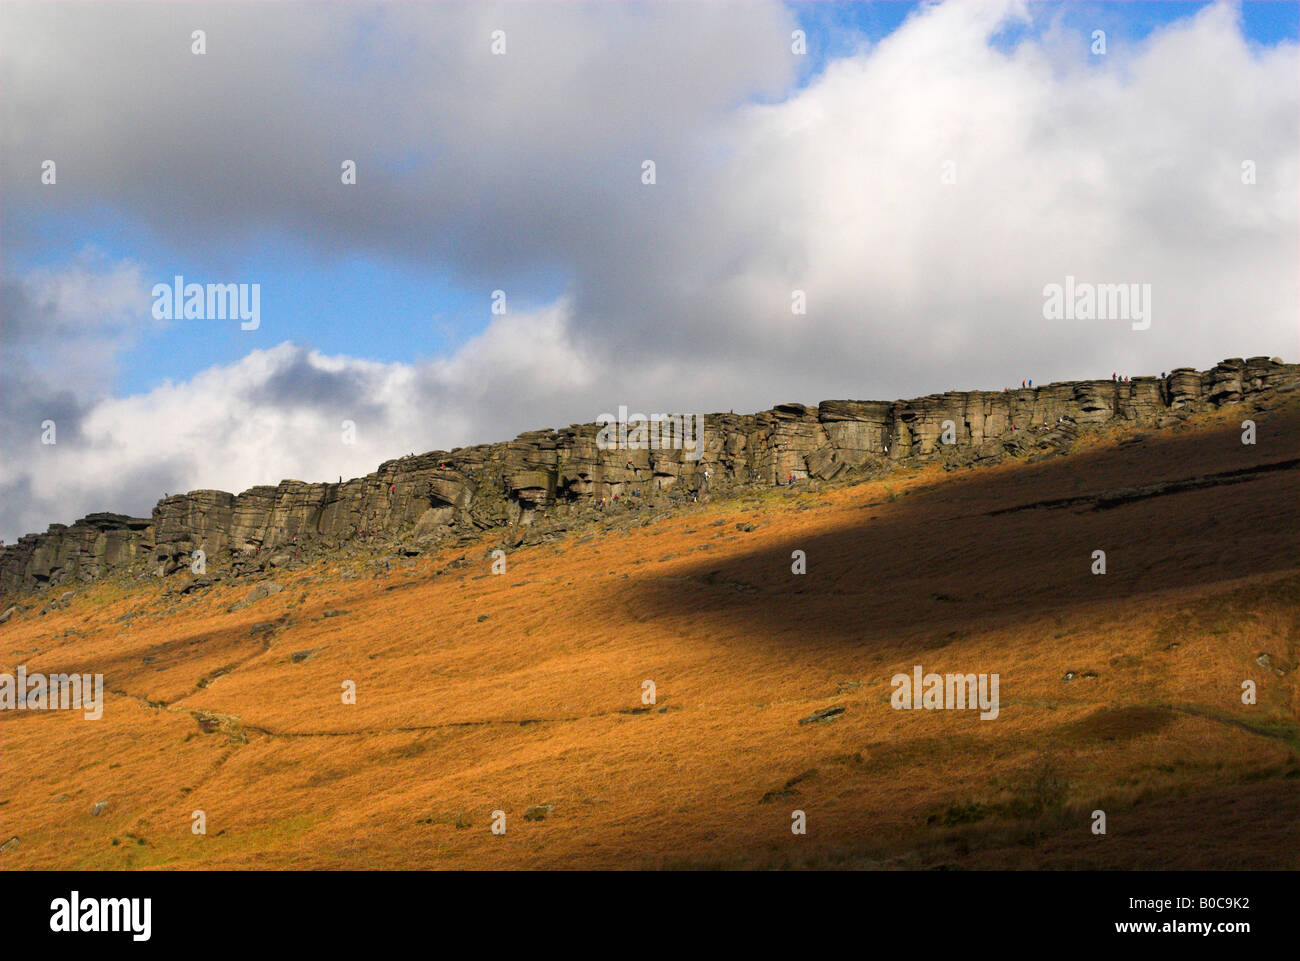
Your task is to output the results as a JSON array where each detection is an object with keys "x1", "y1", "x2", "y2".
[{"x1": 2, "y1": 356, "x2": 1294, "y2": 596}]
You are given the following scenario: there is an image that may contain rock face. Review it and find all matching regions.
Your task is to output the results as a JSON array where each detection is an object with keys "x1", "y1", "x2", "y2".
[{"x1": 2, "y1": 357, "x2": 1295, "y2": 596}]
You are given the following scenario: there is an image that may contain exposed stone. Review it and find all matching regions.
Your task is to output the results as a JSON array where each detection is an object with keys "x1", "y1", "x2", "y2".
[
  {"x1": 2, "y1": 359, "x2": 1295, "y2": 595},
  {"x1": 759, "y1": 768, "x2": 819, "y2": 804},
  {"x1": 799, "y1": 706, "x2": 845, "y2": 725},
  {"x1": 523, "y1": 804, "x2": 555, "y2": 821},
  {"x1": 245, "y1": 581, "x2": 283, "y2": 604}
]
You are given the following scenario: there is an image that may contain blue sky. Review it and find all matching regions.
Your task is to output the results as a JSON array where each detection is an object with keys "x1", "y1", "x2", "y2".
[
  {"x1": 793, "y1": 0, "x2": 1298, "y2": 66},
  {"x1": 12, "y1": 1, "x2": 1296, "y2": 398}
]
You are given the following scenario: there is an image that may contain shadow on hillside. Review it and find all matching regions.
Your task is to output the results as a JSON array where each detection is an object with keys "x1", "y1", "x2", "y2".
[{"x1": 625, "y1": 406, "x2": 1300, "y2": 652}]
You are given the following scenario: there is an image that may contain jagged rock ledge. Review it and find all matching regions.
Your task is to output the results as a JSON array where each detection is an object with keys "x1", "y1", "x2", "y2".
[{"x1": 2, "y1": 357, "x2": 1294, "y2": 595}]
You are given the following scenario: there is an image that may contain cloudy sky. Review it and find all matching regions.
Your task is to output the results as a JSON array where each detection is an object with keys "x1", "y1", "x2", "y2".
[{"x1": 1, "y1": 1, "x2": 1296, "y2": 543}]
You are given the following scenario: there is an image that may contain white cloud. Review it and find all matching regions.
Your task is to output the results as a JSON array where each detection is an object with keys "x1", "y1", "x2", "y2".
[
  {"x1": 1, "y1": 302, "x2": 600, "y2": 540},
  {"x1": 1, "y1": 2, "x2": 1296, "y2": 542}
]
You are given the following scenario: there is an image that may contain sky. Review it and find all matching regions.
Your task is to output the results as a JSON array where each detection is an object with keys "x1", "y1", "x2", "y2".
[{"x1": 1, "y1": 0, "x2": 1297, "y2": 543}]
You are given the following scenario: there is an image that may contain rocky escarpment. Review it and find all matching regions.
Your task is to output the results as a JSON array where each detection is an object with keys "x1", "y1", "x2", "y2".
[{"x1": 2, "y1": 356, "x2": 1295, "y2": 596}]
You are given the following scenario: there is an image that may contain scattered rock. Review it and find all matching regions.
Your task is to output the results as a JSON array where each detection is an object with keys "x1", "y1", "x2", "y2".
[
  {"x1": 760, "y1": 768, "x2": 820, "y2": 804},
  {"x1": 290, "y1": 649, "x2": 321, "y2": 664},
  {"x1": 1062, "y1": 672, "x2": 1076, "y2": 682},
  {"x1": 247, "y1": 581, "x2": 283, "y2": 603},
  {"x1": 229, "y1": 580, "x2": 284, "y2": 611},
  {"x1": 0, "y1": 837, "x2": 18, "y2": 853},
  {"x1": 192, "y1": 711, "x2": 244, "y2": 742},
  {"x1": 90, "y1": 801, "x2": 108, "y2": 817},
  {"x1": 477, "y1": 614, "x2": 490, "y2": 623},
  {"x1": 0, "y1": 607, "x2": 14, "y2": 624},
  {"x1": 523, "y1": 804, "x2": 555, "y2": 822},
  {"x1": 1256, "y1": 652, "x2": 1287, "y2": 676},
  {"x1": 799, "y1": 706, "x2": 845, "y2": 725}
]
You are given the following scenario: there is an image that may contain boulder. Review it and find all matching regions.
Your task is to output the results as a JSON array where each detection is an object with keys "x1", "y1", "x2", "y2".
[{"x1": 523, "y1": 804, "x2": 555, "y2": 821}]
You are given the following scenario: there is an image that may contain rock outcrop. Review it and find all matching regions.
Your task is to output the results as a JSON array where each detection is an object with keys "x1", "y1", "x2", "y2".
[{"x1": 2, "y1": 357, "x2": 1294, "y2": 595}]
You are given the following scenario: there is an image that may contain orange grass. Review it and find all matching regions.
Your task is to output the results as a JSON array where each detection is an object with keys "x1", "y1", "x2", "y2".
[{"x1": 2, "y1": 403, "x2": 1297, "y2": 869}]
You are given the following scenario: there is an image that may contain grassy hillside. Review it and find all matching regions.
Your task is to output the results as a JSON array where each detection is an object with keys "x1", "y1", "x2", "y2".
[{"x1": 2, "y1": 401, "x2": 1297, "y2": 870}]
